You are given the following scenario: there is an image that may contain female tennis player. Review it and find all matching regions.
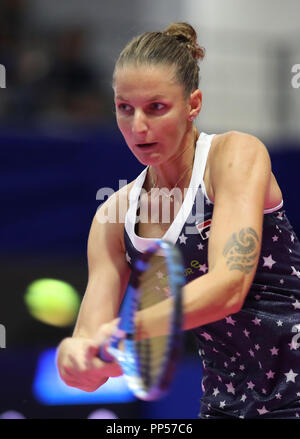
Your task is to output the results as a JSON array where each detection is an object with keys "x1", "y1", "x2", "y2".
[{"x1": 56, "y1": 22, "x2": 300, "y2": 418}]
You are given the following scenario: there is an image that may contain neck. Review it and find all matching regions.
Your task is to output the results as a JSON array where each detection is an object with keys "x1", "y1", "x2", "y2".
[{"x1": 148, "y1": 126, "x2": 199, "y2": 191}]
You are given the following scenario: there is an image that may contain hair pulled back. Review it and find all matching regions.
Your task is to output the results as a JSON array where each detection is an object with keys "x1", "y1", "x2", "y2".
[{"x1": 114, "y1": 22, "x2": 205, "y2": 97}]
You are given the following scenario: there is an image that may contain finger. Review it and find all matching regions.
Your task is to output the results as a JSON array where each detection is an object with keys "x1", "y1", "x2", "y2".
[
  {"x1": 93, "y1": 358, "x2": 123, "y2": 377},
  {"x1": 62, "y1": 363, "x2": 108, "y2": 387},
  {"x1": 105, "y1": 362, "x2": 123, "y2": 377},
  {"x1": 61, "y1": 365, "x2": 80, "y2": 379},
  {"x1": 78, "y1": 376, "x2": 109, "y2": 392},
  {"x1": 88, "y1": 355, "x2": 107, "y2": 369},
  {"x1": 62, "y1": 374, "x2": 107, "y2": 392},
  {"x1": 86, "y1": 343, "x2": 101, "y2": 359}
]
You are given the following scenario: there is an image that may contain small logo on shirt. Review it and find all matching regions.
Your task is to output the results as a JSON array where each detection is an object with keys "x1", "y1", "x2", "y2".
[{"x1": 196, "y1": 220, "x2": 212, "y2": 240}]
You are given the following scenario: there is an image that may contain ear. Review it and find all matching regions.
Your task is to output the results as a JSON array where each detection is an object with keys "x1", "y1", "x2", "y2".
[{"x1": 188, "y1": 89, "x2": 202, "y2": 121}]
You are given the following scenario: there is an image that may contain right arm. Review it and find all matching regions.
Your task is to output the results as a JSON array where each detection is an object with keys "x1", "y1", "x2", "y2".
[{"x1": 56, "y1": 192, "x2": 131, "y2": 391}]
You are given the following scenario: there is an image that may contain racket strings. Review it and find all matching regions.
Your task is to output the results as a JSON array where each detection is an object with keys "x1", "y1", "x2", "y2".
[{"x1": 135, "y1": 255, "x2": 173, "y2": 390}]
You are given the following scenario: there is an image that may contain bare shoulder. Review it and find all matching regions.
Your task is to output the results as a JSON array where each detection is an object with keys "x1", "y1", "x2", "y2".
[
  {"x1": 211, "y1": 130, "x2": 268, "y2": 157},
  {"x1": 206, "y1": 131, "x2": 268, "y2": 193},
  {"x1": 207, "y1": 130, "x2": 282, "y2": 208}
]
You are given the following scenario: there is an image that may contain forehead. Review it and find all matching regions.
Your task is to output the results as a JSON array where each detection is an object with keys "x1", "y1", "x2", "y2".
[{"x1": 113, "y1": 64, "x2": 184, "y2": 101}]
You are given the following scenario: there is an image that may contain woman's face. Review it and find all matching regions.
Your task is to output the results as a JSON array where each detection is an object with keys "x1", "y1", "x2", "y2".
[{"x1": 113, "y1": 64, "x2": 195, "y2": 166}]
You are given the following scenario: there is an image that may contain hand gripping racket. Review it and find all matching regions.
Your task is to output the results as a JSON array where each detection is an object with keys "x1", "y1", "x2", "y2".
[{"x1": 99, "y1": 239, "x2": 185, "y2": 401}]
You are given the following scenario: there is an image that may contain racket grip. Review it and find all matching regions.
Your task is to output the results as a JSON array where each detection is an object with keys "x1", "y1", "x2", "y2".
[{"x1": 99, "y1": 340, "x2": 115, "y2": 363}]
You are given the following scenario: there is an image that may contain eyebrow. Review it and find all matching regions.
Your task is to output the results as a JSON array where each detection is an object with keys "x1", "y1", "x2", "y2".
[{"x1": 115, "y1": 94, "x2": 166, "y2": 102}]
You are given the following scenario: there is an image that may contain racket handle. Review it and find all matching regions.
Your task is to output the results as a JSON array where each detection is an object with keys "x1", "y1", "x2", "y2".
[{"x1": 99, "y1": 340, "x2": 115, "y2": 363}]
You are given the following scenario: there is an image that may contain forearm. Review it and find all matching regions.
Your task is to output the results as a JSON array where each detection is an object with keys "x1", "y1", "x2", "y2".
[
  {"x1": 71, "y1": 275, "x2": 126, "y2": 339},
  {"x1": 135, "y1": 269, "x2": 243, "y2": 339},
  {"x1": 185, "y1": 270, "x2": 243, "y2": 331}
]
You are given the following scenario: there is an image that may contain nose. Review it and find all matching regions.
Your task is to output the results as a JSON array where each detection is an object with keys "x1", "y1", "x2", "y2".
[{"x1": 132, "y1": 109, "x2": 148, "y2": 136}]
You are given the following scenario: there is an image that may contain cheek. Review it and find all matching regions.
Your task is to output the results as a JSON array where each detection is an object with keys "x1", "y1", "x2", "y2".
[
  {"x1": 158, "y1": 113, "x2": 188, "y2": 140},
  {"x1": 116, "y1": 117, "x2": 131, "y2": 138}
]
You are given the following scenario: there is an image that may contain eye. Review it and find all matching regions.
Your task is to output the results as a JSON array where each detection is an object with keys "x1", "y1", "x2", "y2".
[
  {"x1": 117, "y1": 103, "x2": 133, "y2": 114},
  {"x1": 149, "y1": 102, "x2": 165, "y2": 111}
]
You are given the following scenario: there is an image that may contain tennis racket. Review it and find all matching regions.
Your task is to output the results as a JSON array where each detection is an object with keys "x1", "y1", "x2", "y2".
[{"x1": 98, "y1": 239, "x2": 185, "y2": 401}]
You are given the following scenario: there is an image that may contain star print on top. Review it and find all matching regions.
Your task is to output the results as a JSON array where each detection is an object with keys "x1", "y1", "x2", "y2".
[{"x1": 123, "y1": 132, "x2": 300, "y2": 419}]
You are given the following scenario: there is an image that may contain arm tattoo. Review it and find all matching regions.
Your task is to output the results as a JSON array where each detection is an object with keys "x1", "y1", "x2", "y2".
[{"x1": 223, "y1": 227, "x2": 259, "y2": 274}]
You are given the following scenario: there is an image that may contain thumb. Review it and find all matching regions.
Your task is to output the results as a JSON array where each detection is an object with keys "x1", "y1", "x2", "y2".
[{"x1": 93, "y1": 319, "x2": 120, "y2": 345}]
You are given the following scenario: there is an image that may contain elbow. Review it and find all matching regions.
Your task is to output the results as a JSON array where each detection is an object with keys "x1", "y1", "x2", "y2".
[
  {"x1": 224, "y1": 275, "x2": 245, "y2": 315},
  {"x1": 226, "y1": 296, "x2": 243, "y2": 315}
]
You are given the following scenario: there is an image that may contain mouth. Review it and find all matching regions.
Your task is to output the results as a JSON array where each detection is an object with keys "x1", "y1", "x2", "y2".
[{"x1": 135, "y1": 142, "x2": 158, "y2": 148}]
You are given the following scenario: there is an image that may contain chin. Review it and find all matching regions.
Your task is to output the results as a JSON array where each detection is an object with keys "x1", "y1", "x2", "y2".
[
  {"x1": 137, "y1": 156, "x2": 164, "y2": 167},
  {"x1": 130, "y1": 150, "x2": 163, "y2": 167}
]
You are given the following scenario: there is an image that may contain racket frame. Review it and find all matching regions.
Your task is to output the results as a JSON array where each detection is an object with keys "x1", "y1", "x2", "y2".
[{"x1": 99, "y1": 239, "x2": 185, "y2": 400}]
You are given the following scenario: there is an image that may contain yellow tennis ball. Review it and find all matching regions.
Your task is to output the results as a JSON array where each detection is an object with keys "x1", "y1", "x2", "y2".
[{"x1": 24, "y1": 278, "x2": 80, "y2": 327}]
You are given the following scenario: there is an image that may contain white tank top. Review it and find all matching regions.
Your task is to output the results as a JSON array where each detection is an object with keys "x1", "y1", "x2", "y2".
[{"x1": 124, "y1": 132, "x2": 216, "y2": 254}]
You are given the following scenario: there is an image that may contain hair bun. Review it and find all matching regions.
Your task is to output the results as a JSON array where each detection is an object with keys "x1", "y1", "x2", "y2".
[{"x1": 163, "y1": 22, "x2": 205, "y2": 61}]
